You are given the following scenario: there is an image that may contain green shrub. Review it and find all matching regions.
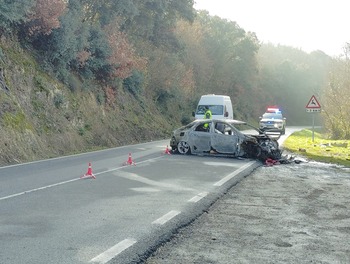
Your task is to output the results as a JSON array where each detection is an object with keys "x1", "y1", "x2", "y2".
[
  {"x1": 96, "y1": 92, "x2": 105, "y2": 105},
  {"x1": 78, "y1": 127, "x2": 85, "y2": 136},
  {"x1": 34, "y1": 75, "x2": 49, "y2": 95},
  {"x1": 123, "y1": 70, "x2": 144, "y2": 97},
  {"x1": 53, "y1": 93, "x2": 64, "y2": 108}
]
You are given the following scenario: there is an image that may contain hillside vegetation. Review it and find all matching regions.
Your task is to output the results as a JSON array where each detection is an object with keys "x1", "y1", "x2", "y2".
[
  {"x1": 0, "y1": 37, "x2": 172, "y2": 165},
  {"x1": 0, "y1": 0, "x2": 349, "y2": 166}
]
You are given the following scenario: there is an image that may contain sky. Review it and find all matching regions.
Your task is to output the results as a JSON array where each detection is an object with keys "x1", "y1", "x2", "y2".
[{"x1": 194, "y1": 0, "x2": 350, "y2": 57}]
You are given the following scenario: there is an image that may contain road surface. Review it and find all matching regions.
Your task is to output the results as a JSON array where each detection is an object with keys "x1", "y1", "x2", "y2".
[{"x1": 0, "y1": 140, "x2": 259, "y2": 264}]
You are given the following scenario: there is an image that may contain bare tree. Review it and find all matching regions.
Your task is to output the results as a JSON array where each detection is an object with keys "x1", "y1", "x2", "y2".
[{"x1": 322, "y1": 44, "x2": 350, "y2": 139}]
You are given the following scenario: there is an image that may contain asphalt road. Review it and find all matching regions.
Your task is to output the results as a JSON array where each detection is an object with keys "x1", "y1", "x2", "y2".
[
  {"x1": 0, "y1": 139, "x2": 260, "y2": 264},
  {"x1": 2, "y1": 126, "x2": 337, "y2": 264}
]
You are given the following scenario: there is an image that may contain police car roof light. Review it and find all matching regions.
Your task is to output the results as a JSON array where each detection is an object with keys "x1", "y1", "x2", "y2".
[{"x1": 266, "y1": 107, "x2": 280, "y2": 113}]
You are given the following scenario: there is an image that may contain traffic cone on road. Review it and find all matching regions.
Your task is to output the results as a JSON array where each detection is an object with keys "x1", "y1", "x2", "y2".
[
  {"x1": 81, "y1": 162, "x2": 96, "y2": 179},
  {"x1": 163, "y1": 145, "x2": 171, "y2": 155},
  {"x1": 123, "y1": 153, "x2": 136, "y2": 166}
]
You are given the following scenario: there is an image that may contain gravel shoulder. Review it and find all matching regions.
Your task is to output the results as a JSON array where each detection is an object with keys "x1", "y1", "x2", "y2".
[{"x1": 144, "y1": 160, "x2": 350, "y2": 264}]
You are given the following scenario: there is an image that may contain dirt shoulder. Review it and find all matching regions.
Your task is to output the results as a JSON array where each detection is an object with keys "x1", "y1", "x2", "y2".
[{"x1": 144, "y1": 161, "x2": 350, "y2": 264}]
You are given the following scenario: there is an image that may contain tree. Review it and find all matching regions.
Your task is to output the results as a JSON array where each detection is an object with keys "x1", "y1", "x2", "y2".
[
  {"x1": 80, "y1": 0, "x2": 138, "y2": 26},
  {"x1": 192, "y1": 12, "x2": 260, "y2": 117},
  {"x1": 174, "y1": 18, "x2": 213, "y2": 96},
  {"x1": 104, "y1": 20, "x2": 147, "y2": 80},
  {"x1": 0, "y1": 0, "x2": 35, "y2": 30},
  {"x1": 124, "y1": 0, "x2": 195, "y2": 48},
  {"x1": 27, "y1": 0, "x2": 67, "y2": 36},
  {"x1": 322, "y1": 45, "x2": 350, "y2": 139},
  {"x1": 42, "y1": 0, "x2": 90, "y2": 82},
  {"x1": 257, "y1": 44, "x2": 331, "y2": 125},
  {"x1": 78, "y1": 25, "x2": 112, "y2": 81}
]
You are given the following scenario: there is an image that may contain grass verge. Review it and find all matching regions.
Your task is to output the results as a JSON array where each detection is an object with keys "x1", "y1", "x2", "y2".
[{"x1": 282, "y1": 129, "x2": 350, "y2": 168}]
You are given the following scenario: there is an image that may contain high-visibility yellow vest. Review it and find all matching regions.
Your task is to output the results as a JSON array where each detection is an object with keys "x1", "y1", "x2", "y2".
[{"x1": 204, "y1": 110, "x2": 212, "y2": 119}]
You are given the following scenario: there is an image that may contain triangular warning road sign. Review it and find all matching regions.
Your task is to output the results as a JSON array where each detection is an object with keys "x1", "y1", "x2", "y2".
[{"x1": 306, "y1": 95, "x2": 321, "y2": 108}]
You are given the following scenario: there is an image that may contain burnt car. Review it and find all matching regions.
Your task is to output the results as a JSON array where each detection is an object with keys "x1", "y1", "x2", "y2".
[{"x1": 170, "y1": 119, "x2": 282, "y2": 161}]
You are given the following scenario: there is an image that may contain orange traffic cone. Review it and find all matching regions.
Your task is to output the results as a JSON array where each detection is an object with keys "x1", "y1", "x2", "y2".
[
  {"x1": 123, "y1": 153, "x2": 136, "y2": 165},
  {"x1": 81, "y1": 162, "x2": 96, "y2": 179},
  {"x1": 163, "y1": 145, "x2": 171, "y2": 155}
]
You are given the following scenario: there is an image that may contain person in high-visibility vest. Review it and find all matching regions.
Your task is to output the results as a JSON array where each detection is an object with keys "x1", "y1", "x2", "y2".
[
  {"x1": 204, "y1": 106, "x2": 212, "y2": 119},
  {"x1": 203, "y1": 106, "x2": 212, "y2": 129}
]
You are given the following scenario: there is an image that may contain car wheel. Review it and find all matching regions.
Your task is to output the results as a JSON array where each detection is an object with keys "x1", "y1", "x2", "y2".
[{"x1": 177, "y1": 141, "x2": 191, "y2": 155}]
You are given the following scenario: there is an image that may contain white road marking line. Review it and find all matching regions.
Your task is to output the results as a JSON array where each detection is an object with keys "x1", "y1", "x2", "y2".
[
  {"x1": 0, "y1": 178, "x2": 79, "y2": 201},
  {"x1": 188, "y1": 192, "x2": 209, "y2": 203},
  {"x1": 214, "y1": 161, "x2": 257, "y2": 186},
  {"x1": 0, "y1": 156, "x2": 164, "y2": 202},
  {"x1": 152, "y1": 210, "x2": 181, "y2": 225},
  {"x1": 90, "y1": 238, "x2": 137, "y2": 264}
]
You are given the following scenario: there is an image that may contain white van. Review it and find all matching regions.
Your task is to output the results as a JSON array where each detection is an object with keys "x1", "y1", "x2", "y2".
[{"x1": 194, "y1": 94, "x2": 233, "y2": 120}]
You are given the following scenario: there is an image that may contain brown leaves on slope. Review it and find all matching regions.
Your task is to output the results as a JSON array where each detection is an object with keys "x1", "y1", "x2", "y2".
[
  {"x1": 104, "y1": 21, "x2": 147, "y2": 79},
  {"x1": 27, "y1": 0, "x2": 67, "y2": 36}
]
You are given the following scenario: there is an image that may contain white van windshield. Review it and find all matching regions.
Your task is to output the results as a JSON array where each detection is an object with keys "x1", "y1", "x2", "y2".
[{"x1": 196, "y1": 105, "x2": 224, "y2": 115}]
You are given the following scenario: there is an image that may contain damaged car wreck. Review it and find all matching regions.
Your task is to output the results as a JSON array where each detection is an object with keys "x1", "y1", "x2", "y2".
[{"x1": 170, "y1": 119, "x2": 282, "y2": 162}]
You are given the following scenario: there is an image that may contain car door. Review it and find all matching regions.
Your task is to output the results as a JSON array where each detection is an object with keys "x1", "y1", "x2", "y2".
[
  {"x1": 211, "y1": 121, "x2": 239, "y2": 154},
  {"x1": 188, "y1": 122, "x2": 212, "y2": 153}
]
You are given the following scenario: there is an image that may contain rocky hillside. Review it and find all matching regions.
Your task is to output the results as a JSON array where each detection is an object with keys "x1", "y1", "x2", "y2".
[{"x1": 0, "y1": 37, "x2": 174, "y2": 166}]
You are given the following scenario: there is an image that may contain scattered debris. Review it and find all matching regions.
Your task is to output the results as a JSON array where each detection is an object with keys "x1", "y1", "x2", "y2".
[
  {"x1": 320, "y1": 142, "x2": 348, "y2": 148},
  {"x1": 332, "y1": 142, "x2": 348, "y2": 148},
  {"x1": 264, "y1": 154, "x2": 305, "y2": 166}
]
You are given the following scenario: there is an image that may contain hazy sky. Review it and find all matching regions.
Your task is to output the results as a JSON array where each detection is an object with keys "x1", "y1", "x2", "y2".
[{"x1": 194, "y1": 0, "x2": 350, "y2": 57}]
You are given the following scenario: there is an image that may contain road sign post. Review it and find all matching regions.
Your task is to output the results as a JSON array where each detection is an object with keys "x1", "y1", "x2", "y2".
[
  {"x1": 312, "y1": 113, "x2": 315, "y2": 142},
  {"x1": 305, "y1": 95, "x2": 321, "y2": 142}
]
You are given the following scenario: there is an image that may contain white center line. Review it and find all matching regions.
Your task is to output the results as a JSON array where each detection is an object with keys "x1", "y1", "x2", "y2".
[
  {"x1": 0, "y1": 178, "x2": 79, "y2": 201},
  {"x1": 90, "y1": 238, "x2": 137, "y2": 264},
  {"x1": 214, "y1": 161, "x2": 257, "y2": 186},
  {"x1": 152, "y1": 210, "x2": 181, "y2": 225},
  {"x1": 188, "y1": 192, "x2": 209, "y2": 203},
  {"x1": 0, "y1": 156, "x2": 164, "y2": 202}
]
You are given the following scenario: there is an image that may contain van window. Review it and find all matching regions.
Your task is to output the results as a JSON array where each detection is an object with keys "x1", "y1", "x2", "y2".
[{"x1": 196, "y1": 105, "x2": 224, "y2": 115}]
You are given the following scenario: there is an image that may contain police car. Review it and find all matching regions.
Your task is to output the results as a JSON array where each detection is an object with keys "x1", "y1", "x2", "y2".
[{"x1": 259, "y1": 107, "x2": 286, "y2": 135}]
